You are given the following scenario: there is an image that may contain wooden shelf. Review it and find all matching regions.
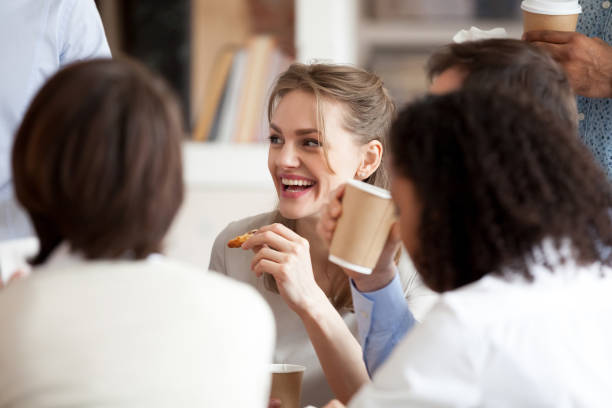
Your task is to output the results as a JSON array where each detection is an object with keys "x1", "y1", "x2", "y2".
[{"x1": 359, "y1": 18, "x2": 523, "y2": 52}]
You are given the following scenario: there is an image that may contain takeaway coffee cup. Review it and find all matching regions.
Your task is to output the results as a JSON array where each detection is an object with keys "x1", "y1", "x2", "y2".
[
  {"x1": 328, "y1": 179, "x2": 396, "y2": 275},
  {"x1": 521, "y1": 0, "x2": 582, "y2": 32},
  {"x1": 269, "y1": 364, "x2": 306, "y2": 408}
]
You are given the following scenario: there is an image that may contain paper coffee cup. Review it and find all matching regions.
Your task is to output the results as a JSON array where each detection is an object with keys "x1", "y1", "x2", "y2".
[
  {"x1": 521, "y1": 0, "x2": 581, "y2": 32},
  {"x1": 328, "y1": 179, "x2": 396, "y2": 275},
  {"x1": 269, "y1": 364, "x2": 306, "y2": 408}
]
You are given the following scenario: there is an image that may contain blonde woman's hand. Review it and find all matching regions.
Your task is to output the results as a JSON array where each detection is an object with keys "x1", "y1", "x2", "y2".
[
  {"x1": 355, "y1": 221, "x2": 402, "y2": 292},
  {"x1": 243, "y1": 223, "x2": 328, "y2": 316},
  {"x1": 317, "y1": 184, "x2": 346, "y2": 247},
  {"x1": 317, "y1": 184, "x2": 400, "y2": 293}
]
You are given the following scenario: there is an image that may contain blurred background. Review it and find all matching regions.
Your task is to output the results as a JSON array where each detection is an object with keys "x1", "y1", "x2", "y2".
[{"x1": 93, "y1": 0, "x2": 521, "y2": 268}]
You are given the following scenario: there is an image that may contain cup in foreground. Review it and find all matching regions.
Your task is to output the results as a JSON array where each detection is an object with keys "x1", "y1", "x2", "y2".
[
  {"x1": 329, "y1": 179, "x2": 396, "y2": 275},
  {"x1": 269, "y1": 364, "x2": 306, "y2": 408}
]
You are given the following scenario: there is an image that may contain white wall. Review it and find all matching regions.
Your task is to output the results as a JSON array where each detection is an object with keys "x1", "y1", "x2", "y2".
[
  {"x1": 296, "y1": 0, "x2": 359, "y2": 64},
  {"x1": 165, "y1": 143, "x2": 276, "y2": 269}
]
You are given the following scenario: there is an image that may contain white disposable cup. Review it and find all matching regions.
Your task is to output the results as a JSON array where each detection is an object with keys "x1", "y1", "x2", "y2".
[{"x1": 521, "y1": 0, "x2": 582, "y2": 15}]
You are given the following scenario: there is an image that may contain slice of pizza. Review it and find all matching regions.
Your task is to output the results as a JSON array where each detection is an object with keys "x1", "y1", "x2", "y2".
[{"x1": 227, "y1": 230, "x2": 258, "y2": 248}]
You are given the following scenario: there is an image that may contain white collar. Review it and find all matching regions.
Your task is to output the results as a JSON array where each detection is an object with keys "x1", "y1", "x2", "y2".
[{"x1": 40, "y1": 242, "x2": 164, "y2": 271}]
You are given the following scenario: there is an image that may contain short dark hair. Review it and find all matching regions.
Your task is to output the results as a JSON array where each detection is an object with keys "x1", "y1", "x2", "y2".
[
  {"x1": 390, "y1": 90, "x2": 612, "y2": 293},
  {"x1": 12, "y1": 58, "x2": 185, "y2": 265},
  {"x1": 427, "y1": 39, "x2": 577, "y2": 130}
]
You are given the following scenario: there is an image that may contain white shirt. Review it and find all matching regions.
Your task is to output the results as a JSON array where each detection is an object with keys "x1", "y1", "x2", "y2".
[
  {"x1": 0, "y1": 0, "x2": 110, "y2": 239},
  {"x1": 350, "y1": 256, "x2": 612, "y2": 407},
  {"x1": 0, "y1": 246, "x2": 275, "y2": 407}
]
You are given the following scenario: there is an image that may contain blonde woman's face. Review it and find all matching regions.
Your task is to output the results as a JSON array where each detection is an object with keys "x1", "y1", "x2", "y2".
[{"x1": 268, "y1": 90, "x2": 363, "y2": 220}]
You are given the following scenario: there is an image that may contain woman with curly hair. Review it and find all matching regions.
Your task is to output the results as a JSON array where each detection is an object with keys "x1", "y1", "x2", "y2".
[{"x1": 322, "y1": 90, "x2": 612, "y2": 407}]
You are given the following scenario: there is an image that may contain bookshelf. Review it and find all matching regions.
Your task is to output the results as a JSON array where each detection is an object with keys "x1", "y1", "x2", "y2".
[
  {"x1": 96, "y1": 0, "x2": 526, "y2": 181},
  {"x1": 358, "y1": 1, "x2": 522, "y2": 106}
]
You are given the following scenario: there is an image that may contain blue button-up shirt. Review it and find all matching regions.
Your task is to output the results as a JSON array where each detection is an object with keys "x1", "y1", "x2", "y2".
[
  {"x1": 577, "y1": 0, "x2": 612, "y2": 177},
  {"x1": 351, "y1": 275, "x2": 416, "y2": 375},
  {"x1": 0, "y1": 0, "x2": 110, "y2": 240}
]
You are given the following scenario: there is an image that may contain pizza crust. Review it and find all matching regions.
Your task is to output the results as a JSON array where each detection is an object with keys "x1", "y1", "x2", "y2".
[{"x1": 227, "y1": 230, "x2": 258, "y2": 248}]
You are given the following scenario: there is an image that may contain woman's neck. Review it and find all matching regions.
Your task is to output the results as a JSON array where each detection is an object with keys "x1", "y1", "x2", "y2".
[
  {"x1": 296, "y1": 216, "x2": 327, "y2": 261},
  {"x1": 296, "y1": 216, "x2": 336, "y2": 293}
]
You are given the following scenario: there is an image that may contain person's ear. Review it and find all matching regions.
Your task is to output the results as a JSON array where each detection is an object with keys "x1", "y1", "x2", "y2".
[{"x1": 355, "y1": 140, "x2": 383, "y2": 180}]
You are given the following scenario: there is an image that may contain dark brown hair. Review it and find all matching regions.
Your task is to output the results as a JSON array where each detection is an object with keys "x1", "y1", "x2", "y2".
[
  {"x1": 390, "y1": 90, "x2": 612, "y2": 293},
  {"x1": 428, "y1": 39, "x2": 577, "y2": 128},
  {"x1": 12, "y1": 58, "x2": 184, "y2": 265}
]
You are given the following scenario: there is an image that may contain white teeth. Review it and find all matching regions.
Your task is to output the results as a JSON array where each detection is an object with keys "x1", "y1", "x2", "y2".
[{"x1": 281, "y1": 177, "x2": 314, "y2": 186}]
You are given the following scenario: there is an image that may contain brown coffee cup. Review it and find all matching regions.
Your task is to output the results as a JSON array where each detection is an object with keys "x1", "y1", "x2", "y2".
[
  {"x1": 521, "y1": 0, "x2": 581, "y2": 32},
  {"x1": 522, "y1": 10, "x2": 579, "y2": 32},
  {"x1": 328, "y1": 180, "x2": 396, "y2": 275},
  {"x1": 269, "y1": 364, "x2": 306, "y2": 408}
]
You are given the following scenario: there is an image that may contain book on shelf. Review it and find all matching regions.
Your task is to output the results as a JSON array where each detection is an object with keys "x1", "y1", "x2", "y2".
[
  {"x1": 193, "y1": 35, "x2": 292, "y2": 143},
  {"x1": 372, "y1": 0, "x2": 474, "y2": 18},
  {"x1": 214, "y1": 49, "x2": 248, "y2": 143},
  {"x1": 192, "y1": 46, "x2": 237, "y2": 141},
  {"x1": 234, "y1": 36, "x2": 276, "y2": 143}
]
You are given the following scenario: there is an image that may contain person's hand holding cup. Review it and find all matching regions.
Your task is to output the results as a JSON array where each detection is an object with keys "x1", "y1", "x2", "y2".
[{"x1": 318, "y1": 181, "x2": 401, "y2": 292}]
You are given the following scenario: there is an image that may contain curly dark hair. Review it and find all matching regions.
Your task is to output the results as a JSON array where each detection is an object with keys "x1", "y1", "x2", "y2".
[{"x1": 390, "y1": 90, "x2": 612, "y2": 293}]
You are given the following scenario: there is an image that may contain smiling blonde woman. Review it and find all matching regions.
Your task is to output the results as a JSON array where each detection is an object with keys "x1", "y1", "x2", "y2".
[{"x1": 209, "y1": 63, "x2": 424, "y2": 406}]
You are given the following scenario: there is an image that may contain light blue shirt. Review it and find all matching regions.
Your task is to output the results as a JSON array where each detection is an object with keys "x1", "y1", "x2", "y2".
[
  {"x1": 576, "y1": 0, "x2": 612, "y2": 178},
  {"x1": 351, "y1": 274, "x2": 416, "y2": 376},
  {"x1": 0, "y1": 0, "x2": 110, "y2": 240}
]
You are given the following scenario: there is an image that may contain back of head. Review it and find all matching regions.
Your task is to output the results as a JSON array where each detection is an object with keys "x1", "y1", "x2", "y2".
[
  {"x1": 268, "y1": 62, "x2": 395, "y2": 189},
  {"x1": 12, "y1": 58, "x2": 184, "y2": 265},
  {"x1": 428, "y1": 39, "x2": 577, "y2": 130},
  {"x1": 390, "y1": 90, "x2": 612, "y2": 293}
]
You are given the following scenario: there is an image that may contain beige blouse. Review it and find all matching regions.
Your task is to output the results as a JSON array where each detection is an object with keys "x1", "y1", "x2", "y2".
[{"x1": 209, "y1": 211, "x2": 437, "y2": 407}]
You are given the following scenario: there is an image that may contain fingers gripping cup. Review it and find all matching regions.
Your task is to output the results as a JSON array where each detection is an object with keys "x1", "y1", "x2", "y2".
[
  {"x1": 328, "y1": 180, "x2": 396, "y2": 275},
  {"x1": 521, "y1": 0, "x2": 582, "y2": 32},
  {"x1": 269, "y1": 364, "x2": 306, "y2": 408}
]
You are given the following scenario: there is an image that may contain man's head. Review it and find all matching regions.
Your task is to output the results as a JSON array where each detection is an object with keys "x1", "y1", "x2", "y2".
[{"x1": 427, "y1": 39, "x2": 577, "y2": 128}]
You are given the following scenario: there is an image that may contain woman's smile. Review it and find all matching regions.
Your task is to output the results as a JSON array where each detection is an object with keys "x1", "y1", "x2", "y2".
[{"x1": 279, "y1": 174, "x2": 317, "y2": 198}]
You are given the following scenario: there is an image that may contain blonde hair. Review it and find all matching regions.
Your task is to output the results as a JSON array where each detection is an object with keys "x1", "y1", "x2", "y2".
[{"x1": 265, "y1": 63, "x2": 396, "y2": 309}]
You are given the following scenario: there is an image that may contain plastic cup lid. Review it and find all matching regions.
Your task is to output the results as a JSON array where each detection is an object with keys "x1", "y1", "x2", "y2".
[{"x1": 521, "y1": 0, "x2": 582, "y2": 15}]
